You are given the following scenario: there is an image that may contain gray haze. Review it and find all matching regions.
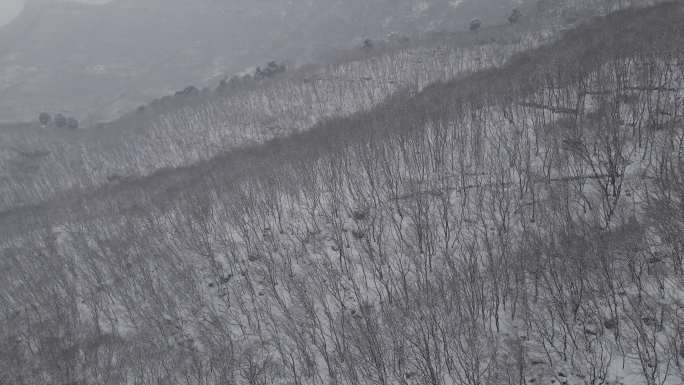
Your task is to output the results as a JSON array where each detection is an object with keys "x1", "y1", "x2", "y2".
[
  {"x1": 0, "y1": 1, "x2": 112, "y2": 26},
  {"x1": 0, "y1": 0, "x2": 516, "y2": 124},
  {"x1": 0, "y1": 0, "x2": 23, "y2": 26}
]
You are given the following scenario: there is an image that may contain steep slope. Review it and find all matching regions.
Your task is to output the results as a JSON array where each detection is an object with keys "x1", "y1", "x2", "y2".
[
  {"x1": 0, "y1": 0, "x2": 653, "y2": 214},
  {"x1": 0, "y1": 17, "x2": 547, "y2": 213},
  {"x1": 1, "y1": 3, "x2": 683, "y2": 385}
]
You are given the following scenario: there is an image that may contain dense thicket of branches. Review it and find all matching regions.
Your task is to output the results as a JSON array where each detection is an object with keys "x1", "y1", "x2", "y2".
[{"x1": 1, "y1": 2, "x2": 683, "y2": 385}]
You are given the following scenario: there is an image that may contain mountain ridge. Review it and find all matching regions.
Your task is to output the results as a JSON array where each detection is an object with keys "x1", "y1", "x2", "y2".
[{"x1": 0, "y1": 0, "x2": 676, "y2": 236}]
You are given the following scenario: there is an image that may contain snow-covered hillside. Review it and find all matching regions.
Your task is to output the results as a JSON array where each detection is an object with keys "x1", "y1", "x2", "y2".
[
  {"x1": 0, "y1": 0, "x2": 651, "y2": 215},
  {"x1": 1, "y1": 3, "x2": 683, "y2": 385},
  {"x1": 0, "y1": 21, "x2": 546, "y2": 213}
]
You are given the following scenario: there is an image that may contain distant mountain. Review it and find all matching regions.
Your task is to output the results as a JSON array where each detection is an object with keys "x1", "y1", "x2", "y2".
[{"x1": 0, "y1": 0, "x2": 523, "y2": 124}]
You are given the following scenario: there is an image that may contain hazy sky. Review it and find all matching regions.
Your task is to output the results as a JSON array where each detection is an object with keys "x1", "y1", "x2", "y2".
[
  {"x1": 0, "y1": 0, "x2": 23, "y2": 27},
  {"x1": 0, "y1": 0, "x2": 112, "y2": 27}
]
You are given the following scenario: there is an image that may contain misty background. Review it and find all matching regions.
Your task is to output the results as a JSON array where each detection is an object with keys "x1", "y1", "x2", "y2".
[
  {"x1": 0, "y1": 0, "x2": 111, "y2": 26},
  {"x1": 0, "y1": 0, "x2": 515, "y2": 125},
  {"x1": 0, "y1": 0, "x2": 23, "y2": 26}
]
